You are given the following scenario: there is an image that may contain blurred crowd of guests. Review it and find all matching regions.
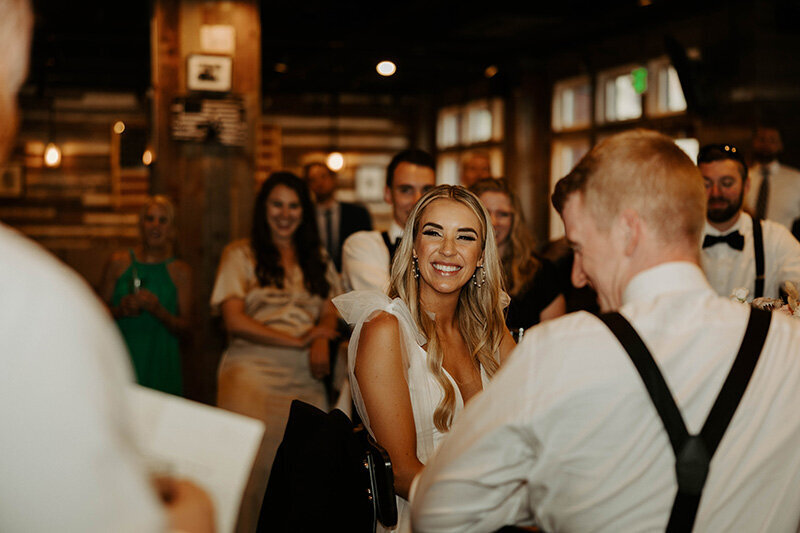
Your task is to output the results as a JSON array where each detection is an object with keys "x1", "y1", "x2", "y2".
[
  {"x1": 86, "y1": 123, "x2": 800, "y2": 531},
  {"x1": 4, "y1": 0, "x2": 800, "y2": 528}
]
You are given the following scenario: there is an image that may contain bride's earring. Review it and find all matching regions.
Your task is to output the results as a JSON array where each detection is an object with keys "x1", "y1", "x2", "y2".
[
  {"x1": 413, "y1": 256, "x2": 420, "y2": 279},
  {"x1": 472, "y1": 265, "x2": 486, "y2": 288}
]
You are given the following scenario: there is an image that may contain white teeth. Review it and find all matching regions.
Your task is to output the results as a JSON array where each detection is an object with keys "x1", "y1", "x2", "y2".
[{"x1": 433, "y1": 263, "x2": 461, "y2": 272}]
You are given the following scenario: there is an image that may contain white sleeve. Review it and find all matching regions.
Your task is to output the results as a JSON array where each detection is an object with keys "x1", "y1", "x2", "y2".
[
  {"x1": 767, "y1": 221, "x2": 800, "y2": 290},
  {"x1": 410, "y1": 336, "x2": 540, "y2": 533},
  {"x1": 0, "y1": 229, "x2": 165, "y2": 532},
  {"x1": 341, "y1": 231, "x2": 391, "y2": 293}
]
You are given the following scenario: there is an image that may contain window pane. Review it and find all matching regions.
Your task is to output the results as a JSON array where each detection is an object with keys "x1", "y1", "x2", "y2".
[
  {"x1": 466, "y1": 106, "x2": 492, "y2": 143},
  {"x1": 666, "y1": 66, "x2": 687, "y2": 112},
  {"x1": 552, "y1": 77, "x2": 591, "y2": 131},
  {"x1": 615, "y1": 73, "x2": 642, "y2": 120},
  {"x1": 436, "y1": 155, "x2": 459, "y2": 185},
  {"x1": 437, "y1": 108, "x2": 459, "y2": 149},
  {"x1": 674, "y1": 137, "x2": 698, "y2": 162}
]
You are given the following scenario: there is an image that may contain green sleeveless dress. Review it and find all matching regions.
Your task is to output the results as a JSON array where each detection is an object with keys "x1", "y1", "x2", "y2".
[{"x1": 111, "y1": 250, "x2": 183, "y2": 395}]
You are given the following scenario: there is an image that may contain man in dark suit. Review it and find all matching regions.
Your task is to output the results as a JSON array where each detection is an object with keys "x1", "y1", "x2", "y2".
[{"x1": 303, "y1": 162, "x2": 372, "y2": 271}]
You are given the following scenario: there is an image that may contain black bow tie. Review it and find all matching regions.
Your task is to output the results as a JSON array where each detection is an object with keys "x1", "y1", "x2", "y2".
[{"x1": 702, "y1": 231, "x2": 744, "y2": 251}]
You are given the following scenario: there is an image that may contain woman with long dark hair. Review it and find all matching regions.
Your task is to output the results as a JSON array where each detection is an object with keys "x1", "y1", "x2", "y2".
[{"x1": 211, "y1": 171, "x2": 340, "y2": 532}]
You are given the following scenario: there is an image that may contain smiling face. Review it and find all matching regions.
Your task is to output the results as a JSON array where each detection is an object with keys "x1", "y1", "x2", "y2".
[
  {"x1": 141, "y1": 202, "x2": 173, "y2": 249},
  {"x1": 700, "y1": 159, "x2": 748, "y2": 231},
  {"x1": 266, "y1": 184, "x2": 303, "y2": 243},
  {"x1": 413, "y1": 198, "x2": 484, "y2": 299},
  {"x1": 562, "y1": 192, "x2": 624, "y2": 312},
  {"x1": 478, "y1": 191, "x2": 513, "y2": 246}
]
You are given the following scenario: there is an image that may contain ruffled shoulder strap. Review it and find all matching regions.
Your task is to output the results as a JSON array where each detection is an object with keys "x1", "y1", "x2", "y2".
[
  {"x1": 333, "y1": 290, "x2": 425, "y2": 346},
  {"x1": 332, "y1": 291, "x2": 428, "y2": 440}
]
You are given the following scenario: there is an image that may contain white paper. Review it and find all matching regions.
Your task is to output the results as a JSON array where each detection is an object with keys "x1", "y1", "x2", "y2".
[{"x1": 126, "y1": 385, "x2": 264, "y2": 533}]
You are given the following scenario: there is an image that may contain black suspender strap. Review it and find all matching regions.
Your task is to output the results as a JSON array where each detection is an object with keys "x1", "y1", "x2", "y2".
[
  {"x1": 752, "y1": 217, "x2": 765, "y2": 298},
  {"x1": 597, "y1": 308, "x2": 771, "y2": 532}
]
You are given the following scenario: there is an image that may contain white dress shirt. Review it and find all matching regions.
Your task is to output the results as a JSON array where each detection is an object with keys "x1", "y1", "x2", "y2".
[
  {"x1": 0, "y1": 224, "x2": 164, "y2": 532},
  {"x1": 701, "y1": 211, "x2": 800, "y2": 299},
  {"x1": 411, "y1": 262, "x2": 800, "y2": 532},
  {"x1": 745, "y1": 160, "x2": 800, "y2": 230},
  {"x1": 341, "y1": 220, "x2": 404, "y2": 292}
]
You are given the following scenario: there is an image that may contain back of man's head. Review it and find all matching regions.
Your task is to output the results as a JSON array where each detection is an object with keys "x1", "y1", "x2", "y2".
[
  {"x1": 0, "y1": 0, "x2": 32, "y2": 163},
  {"x1": 552, "y1": 129, "x2": 705, "y2": 246},
  {"x1": 386, "y1": 149, "x2": 435, "y2": 188}
]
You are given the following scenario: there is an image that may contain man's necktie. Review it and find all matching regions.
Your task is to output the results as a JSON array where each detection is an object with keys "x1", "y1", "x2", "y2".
[
  {"x1": 702, "y1": 231, "x2": 745, "y2": 251},
  {"x1": 324, "y1": 208, "x2": 334, "y2": 256},
  {"x1": 755, "y1": 166, "x2": 770, "y2": 220}
]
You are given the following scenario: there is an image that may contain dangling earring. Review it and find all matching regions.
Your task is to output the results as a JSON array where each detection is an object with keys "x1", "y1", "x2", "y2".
[
  {"x1": 413, "y1": 256, "x2": 420, "y2": 279},
  {"x1": 472, "y1": 265, "x2": 486, "y2": 288}
]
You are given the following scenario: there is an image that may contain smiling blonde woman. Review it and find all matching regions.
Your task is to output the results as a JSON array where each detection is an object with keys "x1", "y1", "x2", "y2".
[{"x1": 334, "y1": 185, "x2": 515, "y2": 532}]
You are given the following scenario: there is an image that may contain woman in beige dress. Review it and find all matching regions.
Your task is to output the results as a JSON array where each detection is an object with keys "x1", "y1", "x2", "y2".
[{"x1": 210, "y1": 172, "x2": 340, "y2": 532}]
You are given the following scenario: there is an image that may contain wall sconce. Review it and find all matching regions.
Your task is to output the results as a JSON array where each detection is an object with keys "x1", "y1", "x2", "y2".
[
  {"x1": 43, "y1": 142, "x2": 61, "y2": 168},
  {"x1": 326, "y1": 151, "x2": 344, "y2": 171}
]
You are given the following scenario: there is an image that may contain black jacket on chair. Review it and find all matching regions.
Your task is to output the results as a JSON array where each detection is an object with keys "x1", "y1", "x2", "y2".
[{"x1": 259, "y1": 400, "x2": 373, "y2": 533}]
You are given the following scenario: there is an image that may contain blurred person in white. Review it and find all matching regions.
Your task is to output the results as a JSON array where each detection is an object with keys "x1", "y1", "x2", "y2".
[
  {"x1": 411, "y1": 130, "x2": 800, "y2": 532},
  {"x1": 341, "y1": 149, "x2": 435, "y2": 292},
  {"x1": 698, "y1": 143, "x2": 800, "y2": 300},
  {"x1": 0, "y1": 1, "x2": 213, "y2": 531},
  {"x1": 744, "y1": 126, "x2": 800, "y2": 230}
]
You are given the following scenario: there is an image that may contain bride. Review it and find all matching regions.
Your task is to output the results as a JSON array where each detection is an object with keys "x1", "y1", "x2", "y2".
[{"x1": 334, "y1": 185, "x2": 515, "y2": 531}]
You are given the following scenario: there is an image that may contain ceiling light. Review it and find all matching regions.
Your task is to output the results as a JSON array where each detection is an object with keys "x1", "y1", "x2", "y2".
[
  {"x1": 326, "y1": 152, "x2": 344, "y2": 171},
  {"x1": 376, "y1": 61, "x2": 396, "y2": 77},
  {"x1": 113, "y1": 121, "x2": 126, "y2": 134},
  {"x1": 484, "y1": 65, "x2": 499, "y2": 78},
  {"x1": 142, "y1": 149, "x2": 154, "y2": 166}
]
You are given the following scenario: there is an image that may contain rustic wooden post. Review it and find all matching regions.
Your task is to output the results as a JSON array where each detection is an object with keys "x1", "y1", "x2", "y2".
[{"x1": 151, "y1": 0, "x2": 261, "y2": 404}]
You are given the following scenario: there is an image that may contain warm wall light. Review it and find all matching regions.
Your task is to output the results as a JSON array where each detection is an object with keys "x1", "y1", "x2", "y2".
[
  {"x1": 376, "y1": 60, "x2": 396, "y2": 77},
  {"x1": 113, "y1": 121, "x2": 126, "y2": 134},
  {"x1": 142, "y1": 149, "x2": 154, "y2": 166},
  {"x1": 326, "y1": 152, "x2": 344, "y2": 171},
  {"x1": 44, "y1": 142, "x2": 62, "y2": 168},
  {"x1": 484, "y1": 65, "x2": 499, "y2": 78}
]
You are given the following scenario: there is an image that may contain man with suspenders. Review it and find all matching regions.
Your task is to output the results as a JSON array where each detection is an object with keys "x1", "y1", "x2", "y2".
[
  {"x1": 411, "y1": 130, "x2": 800, "y2": 532},
  {"x1": 341, "y1": 149, "x2": 435, "y2": 293},
  {"x1": 698, "y1": 143, "x2": 800, "y2": 300}
]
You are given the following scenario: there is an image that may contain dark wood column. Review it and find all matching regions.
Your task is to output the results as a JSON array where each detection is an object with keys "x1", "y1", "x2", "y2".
[{"x1": 151, "y1": 0, "x2": 261, "y2": 404}]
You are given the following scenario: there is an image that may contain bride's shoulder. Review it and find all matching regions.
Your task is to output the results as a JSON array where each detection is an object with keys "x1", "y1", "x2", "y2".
[{"x1": 361, "y1": 310, "x2": 401, "y2": 339}]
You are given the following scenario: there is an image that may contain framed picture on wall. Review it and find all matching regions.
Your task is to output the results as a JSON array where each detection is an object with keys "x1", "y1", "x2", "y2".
[
  {"x1": 187, "y1": 54, "x2": 233, "y2": 92},
  {"x1": 0, "y1": 164, "x2": 23, "y2": 198}
]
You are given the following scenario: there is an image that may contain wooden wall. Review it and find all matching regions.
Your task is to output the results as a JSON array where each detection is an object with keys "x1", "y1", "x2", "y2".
[{"x1": 2, "y1": 92, "x2": 149, "y2": 288}]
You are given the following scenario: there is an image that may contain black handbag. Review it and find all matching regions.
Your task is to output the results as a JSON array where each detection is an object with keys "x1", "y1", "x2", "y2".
[{"x1": 356, "y1": 424, "x2": 398, "y2": 530}]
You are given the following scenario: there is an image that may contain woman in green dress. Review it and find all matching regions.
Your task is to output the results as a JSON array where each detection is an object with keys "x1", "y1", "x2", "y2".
[{"x1": 100, "y1": 195, "x2": 192, "y2": 395}]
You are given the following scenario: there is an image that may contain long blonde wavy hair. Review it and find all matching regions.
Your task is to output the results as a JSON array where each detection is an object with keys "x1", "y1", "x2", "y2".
[
  {"x1": 470, "y1": 178, "x2": 540, "y2": 297},
  {"x1": 388, "y1": 185, "x2": 507, "y2": 432}
]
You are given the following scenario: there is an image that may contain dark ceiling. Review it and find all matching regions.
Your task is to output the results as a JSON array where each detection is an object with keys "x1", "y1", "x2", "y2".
[{"x1": 27, "y1": 0, "x2": 734, "y2": 98}]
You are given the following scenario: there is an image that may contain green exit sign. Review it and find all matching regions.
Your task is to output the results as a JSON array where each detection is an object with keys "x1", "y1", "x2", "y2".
[{"x1": 631, "y1": 67, "x2": 648, "y2": 94}]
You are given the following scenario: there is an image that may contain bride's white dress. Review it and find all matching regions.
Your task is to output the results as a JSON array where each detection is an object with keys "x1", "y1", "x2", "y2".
[{"x1": 333, "y1": 290, "x2": 491, "y2": 532}]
